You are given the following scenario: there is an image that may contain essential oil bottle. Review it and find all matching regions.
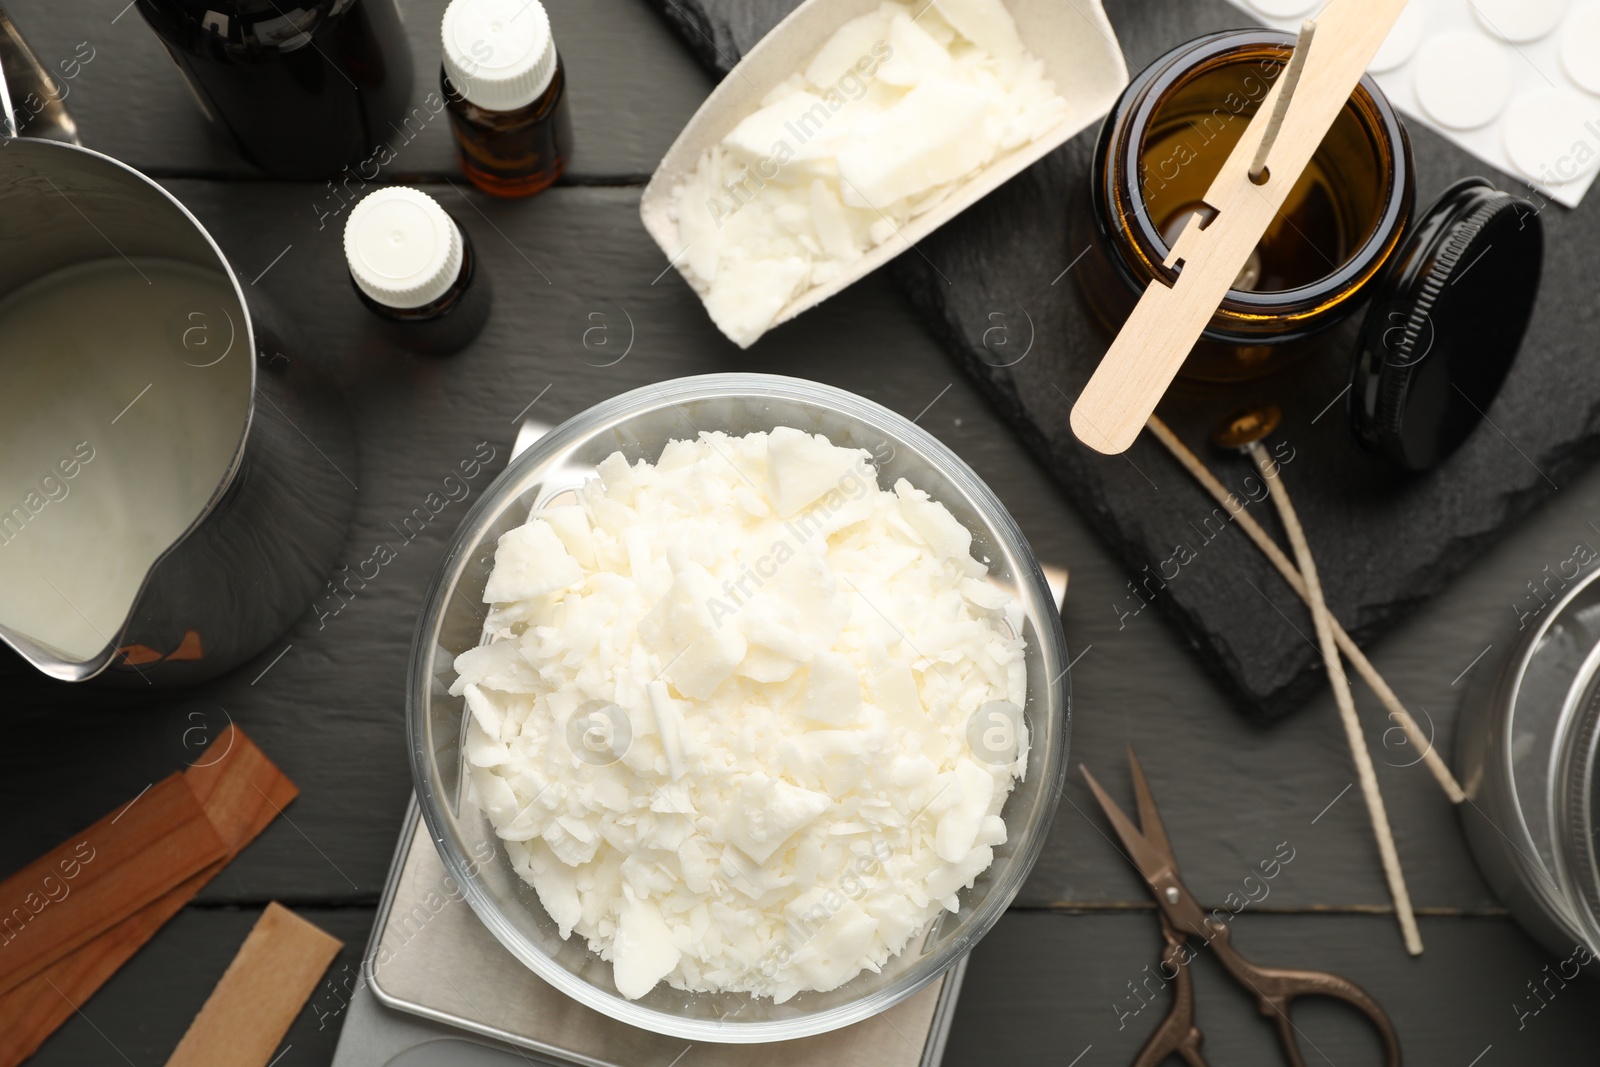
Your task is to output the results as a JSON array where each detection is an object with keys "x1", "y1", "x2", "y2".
[
  {"x1": 344, "y1": 187, "x2": 492, "y2": 355},
  {"x1": 440, "y1": 0, "x2": 572, "y2": 198}
]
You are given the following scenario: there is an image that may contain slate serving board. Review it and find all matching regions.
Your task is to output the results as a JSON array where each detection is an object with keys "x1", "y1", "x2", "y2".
[{"x1": 643, "y1": 0, "x2": 1600, "y2": 719}]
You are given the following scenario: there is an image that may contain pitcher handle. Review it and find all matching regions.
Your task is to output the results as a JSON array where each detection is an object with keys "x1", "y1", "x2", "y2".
[{"x1": 0, "y1": 3, "x2": 81, "y2": 144}]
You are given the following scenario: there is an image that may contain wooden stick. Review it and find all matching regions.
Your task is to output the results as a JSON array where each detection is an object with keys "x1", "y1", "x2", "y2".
[
  {"x1": 0, "y1": 727, "x2": 299, "y2": 1067},
  {"x1": 1070, "y1": 0, "x2": 1410, "y2": 453},
  {"x1": 1145, "y1": 415, "x2": 1467, "y2": 804},
  {"x1": 0, "y1": 774, "x2": 228, "y2": 999},
  {"x1": 1250, "y1": 20, "x2": 1318, "y2": 182},
  {"x1": 1245, "y1": 441, "x2": 1423, "y2": 956},
  {"x1": 165, "y1": 903, "x2": 341, "y2": 1067}
]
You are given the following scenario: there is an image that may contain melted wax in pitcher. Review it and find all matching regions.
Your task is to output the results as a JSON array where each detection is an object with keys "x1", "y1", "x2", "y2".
[{"x1": 0, "y1": 258, "x2": 249, "y2": 660}]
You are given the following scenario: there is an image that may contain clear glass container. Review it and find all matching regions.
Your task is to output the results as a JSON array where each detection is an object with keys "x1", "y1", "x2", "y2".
[
  {"x1": 1458, "y1": 567, "x2": 1600, "y2": 962},
  {"x1": 406, "y1": 373, "x2": 1071, "y2": 1041}
]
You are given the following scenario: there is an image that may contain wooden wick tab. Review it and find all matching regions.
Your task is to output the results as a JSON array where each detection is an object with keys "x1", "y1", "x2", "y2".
[{"x1": 1250, "y1": 19, "x2": 1319, "y2": 183}]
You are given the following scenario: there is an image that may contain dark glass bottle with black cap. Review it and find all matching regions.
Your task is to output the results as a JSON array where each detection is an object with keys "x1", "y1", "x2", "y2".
[
  {"x1": 1073, "y1": 29, "x2": 1543, "y2": 471},
  {"x1": 136, "y1": 0, "x2": 413, "y2": 181}
]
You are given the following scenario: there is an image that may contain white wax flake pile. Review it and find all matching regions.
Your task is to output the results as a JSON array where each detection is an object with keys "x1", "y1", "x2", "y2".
[
  {"x1": 668, "y1": 0, "x2": 1069, "y2": 347},
  {"x1": 452, "y1": 428, "x2": 1028, "y2": 1002}
]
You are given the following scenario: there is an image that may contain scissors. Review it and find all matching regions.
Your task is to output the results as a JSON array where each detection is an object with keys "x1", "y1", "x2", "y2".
[{"x1": 1081, "y1": 749, "x2": 1401, "y2": 1067}]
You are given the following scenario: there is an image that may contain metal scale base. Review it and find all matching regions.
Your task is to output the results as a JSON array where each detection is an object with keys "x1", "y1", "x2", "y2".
[{"x1": 330, "y1": 799, "x2": 967, "y2": 1067}]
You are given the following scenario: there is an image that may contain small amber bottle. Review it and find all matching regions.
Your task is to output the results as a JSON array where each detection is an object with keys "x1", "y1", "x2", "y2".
[
  {"x1": 345, "y1": 187, "x2": 492, "y2": 355},
  {"x1": 440, "y1": 0, "x2": 572, "y2": 198}
]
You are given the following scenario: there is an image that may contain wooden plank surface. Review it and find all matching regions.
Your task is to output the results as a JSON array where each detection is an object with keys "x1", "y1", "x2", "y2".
[
  {"x1": 0, "y1": 178, "x2": 1560, "y2": 916},
  {"x1": 0, "y1": 0, "x2": 710, "y2": 182},
  {"x1": 943, "y1": 911, "x2": 1600, "y2": 1066},
  {"x1": 17, "y1": 908, "x2": 1594, "y2": 1066},
  {"x1": 0, "y1": 0, "x2": 1598, "y2": 1064}
]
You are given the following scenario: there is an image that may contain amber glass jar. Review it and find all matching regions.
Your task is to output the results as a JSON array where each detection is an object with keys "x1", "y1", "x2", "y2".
[{"x1": 1074, "y1": 30, "x2": 1415, "y2": 382}]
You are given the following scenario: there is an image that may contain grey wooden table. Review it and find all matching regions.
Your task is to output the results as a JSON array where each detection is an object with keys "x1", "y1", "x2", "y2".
[{"x1": 2, "y1": 0, "x2": 1597, "y2": 1064}]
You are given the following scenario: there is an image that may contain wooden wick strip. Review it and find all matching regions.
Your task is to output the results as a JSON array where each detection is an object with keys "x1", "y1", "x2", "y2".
[
  {"x1": 1244, "y1": 440, "x2": 1423, "y2": 956},
  {"x1": 165, "y1": 902, "x2": 342, "y2": 1067},
  {"x1": 0, "y1": 726, "x2": 299, "y2": 1067},
  {"x1": 0, "y1": 774, "x2": 228, "y2": 999},
  {"x1": 1145, "y1": 415, "x2": 1466, "y2": 805},
  {"x1": 1250, "y1": 20, "x2": 1319, "y2": 182}
]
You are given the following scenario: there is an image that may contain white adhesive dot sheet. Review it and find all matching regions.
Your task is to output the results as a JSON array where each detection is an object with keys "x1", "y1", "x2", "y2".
[
  {"x1": 1368, "y1": 2, "x2": 1424, "y2": 71},
  {"x1": 1562, "y1": 4, "x2": 1600, "y2": 95},
  {"x1": 1234, "y1": 0, "x2": 1600, "y2": 206},
  {"x1": 1414, "y1": 29, "x2": 1510, "y2": 129}
]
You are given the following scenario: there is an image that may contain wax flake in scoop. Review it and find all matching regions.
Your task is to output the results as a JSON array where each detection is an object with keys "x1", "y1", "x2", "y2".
[
  {"x1": 668, "y1": 0, "x2": 1069, "y2": 347},
  {"x1": 453, "y1": 428, "x2": 1027, "y2": 1002}
]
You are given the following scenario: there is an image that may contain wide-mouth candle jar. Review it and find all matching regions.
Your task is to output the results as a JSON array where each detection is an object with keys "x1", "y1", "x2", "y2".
[{"x1": 1073, "y1": 30, "x2": 1544, "y2": 470}]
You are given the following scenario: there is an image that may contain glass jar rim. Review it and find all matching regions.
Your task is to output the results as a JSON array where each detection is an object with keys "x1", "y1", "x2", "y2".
[{"x1": 1101, "y1": 29, "x2": 1413, "y2": 331}]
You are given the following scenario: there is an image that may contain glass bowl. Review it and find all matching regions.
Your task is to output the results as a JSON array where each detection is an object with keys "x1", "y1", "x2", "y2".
[{"x1": 406, "y1": 373, "x2": 1070, "y2": 1042}]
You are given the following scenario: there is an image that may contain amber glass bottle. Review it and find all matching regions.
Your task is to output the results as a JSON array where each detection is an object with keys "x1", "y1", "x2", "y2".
[{"x1": 440, "y1": 0, "x2": 572, "y2": 198}]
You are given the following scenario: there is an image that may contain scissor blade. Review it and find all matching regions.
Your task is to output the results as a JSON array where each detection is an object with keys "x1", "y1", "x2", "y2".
[
  {"x1": 1127, "y1": 747, "x2": 1174, "y2": 861},
  {"x1": 1079, "y1": 763, "x2": 1171, "y2": 884}
]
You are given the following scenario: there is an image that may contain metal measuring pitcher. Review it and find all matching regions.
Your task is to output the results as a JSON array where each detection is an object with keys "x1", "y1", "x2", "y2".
[{"x1": 0, "y1": 6, "x2": 356, "y2": 685}]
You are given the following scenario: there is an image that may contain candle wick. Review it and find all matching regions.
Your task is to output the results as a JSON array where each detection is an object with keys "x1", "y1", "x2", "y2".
[{"x1": 1249, "y1": 19, "x2": 1318, "y2": 185}]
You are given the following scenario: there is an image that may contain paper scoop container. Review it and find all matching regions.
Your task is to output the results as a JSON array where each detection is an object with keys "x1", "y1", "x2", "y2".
[{"x1": 639, "y1": 0, "x2": 1130, "y2": 347}]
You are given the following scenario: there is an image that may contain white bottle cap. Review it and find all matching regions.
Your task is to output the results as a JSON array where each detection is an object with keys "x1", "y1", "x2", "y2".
[
  {"x1": 442, "y1": 0, "x2": 559, "y2": 113},
  {"x1": 344, "y1": 187, "x2": 464, "y2": 309}
]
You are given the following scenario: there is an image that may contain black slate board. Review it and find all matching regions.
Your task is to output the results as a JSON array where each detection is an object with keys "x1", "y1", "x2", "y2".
[{"x1": 642, "y1": 0, "x2": 1600, "y2": 718}]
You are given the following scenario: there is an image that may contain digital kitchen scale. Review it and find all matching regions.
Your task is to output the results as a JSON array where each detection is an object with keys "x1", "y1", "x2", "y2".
[{"x1": 330, "y1": 799, "x2": 968, "y2": 1067}]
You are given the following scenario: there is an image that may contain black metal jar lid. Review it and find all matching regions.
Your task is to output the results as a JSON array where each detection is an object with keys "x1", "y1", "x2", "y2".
[{"x1": 1350, "y1": 177, "x2": 1543, "y2": 472}]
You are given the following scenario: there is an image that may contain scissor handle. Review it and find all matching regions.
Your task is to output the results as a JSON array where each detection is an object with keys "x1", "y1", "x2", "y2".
[
  {"x1": 1132, "y1": 921, "x2": 1208, "y2": 1067},
  {"x1": 1224, "y1": 951, "x2": 1401, "y2": 1067}
]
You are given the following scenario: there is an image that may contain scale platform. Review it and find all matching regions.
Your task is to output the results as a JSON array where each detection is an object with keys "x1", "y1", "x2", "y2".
[{"x1": 331, "y1": 799, "x2": 968, "y2": 1067}]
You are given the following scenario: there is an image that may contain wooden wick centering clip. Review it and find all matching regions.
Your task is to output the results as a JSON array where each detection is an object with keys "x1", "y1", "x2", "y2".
[{"x1": 1070, "y1": 0, "x2": 1411, "y2": 454}]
